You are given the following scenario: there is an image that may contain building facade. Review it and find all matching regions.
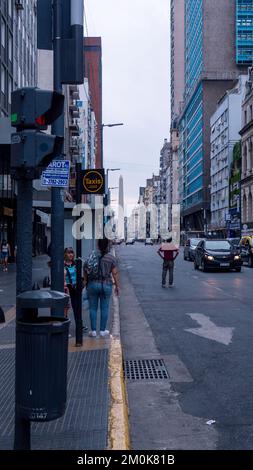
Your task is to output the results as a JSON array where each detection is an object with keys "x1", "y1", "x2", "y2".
[
  {"x1": 236, "y1": 0, "x2": 253, "y2": 65},
  {"x1": 170, "y1": 0, "x2": 185, "y2": 121},
  {"x1": 210, "y1": 75, "x2": 247, "y2": 233},
  {"x1": 240, "y1": 68, "x2": 253, "y2": 235},
  {"x1": 0, "y1": 0, "x2": 37, "y2": 251},
  {"x1": 84, "y1": 37, "x2": 102, "y2": 169},
  {"x1": 178, "y1": 0, "x2": 250, "y2": 232}
]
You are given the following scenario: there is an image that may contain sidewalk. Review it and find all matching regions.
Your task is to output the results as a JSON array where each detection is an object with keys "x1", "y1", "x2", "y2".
[{"x1": 0, "y1": 256, "x2": 128, "y2": 450}]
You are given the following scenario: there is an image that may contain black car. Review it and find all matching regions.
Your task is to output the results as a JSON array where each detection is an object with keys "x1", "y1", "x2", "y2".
[
  {"x1": 184, "y1": 238, "x2": 204, "y2": 261},
  {"x1": 194, "y1": 239, "x2": 242, "y2": 272}
]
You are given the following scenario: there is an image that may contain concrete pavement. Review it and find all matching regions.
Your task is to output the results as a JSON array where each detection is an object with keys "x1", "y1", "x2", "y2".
[
  {"x1": 0, "y1": 256, "x2": 129, "y2": 450},
  {"x1": 117, "y1": 242, "x2": 253, "y2": 450}
]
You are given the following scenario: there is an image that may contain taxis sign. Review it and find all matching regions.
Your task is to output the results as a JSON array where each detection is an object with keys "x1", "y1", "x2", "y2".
[{"x1": 81, "y1": 169, "x2": 105, "y2": 194}]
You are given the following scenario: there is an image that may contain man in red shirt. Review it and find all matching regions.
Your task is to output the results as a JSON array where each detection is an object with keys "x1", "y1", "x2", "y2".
[{"x1": 157, "y1": 237, "x2": 179, "y2": 288}]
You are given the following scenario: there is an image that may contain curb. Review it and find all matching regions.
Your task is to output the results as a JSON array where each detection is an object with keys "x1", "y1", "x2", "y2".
[{"x1": 108, "y1": 250, "x2": 130, "y2": 450}]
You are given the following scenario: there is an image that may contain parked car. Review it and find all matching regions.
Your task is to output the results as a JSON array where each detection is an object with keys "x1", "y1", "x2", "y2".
[
  {"x1": 194, "y1": 239, "x2": 242, "y2": 272},
  {"x1": 239, "y1": 235, "x2": 253, "y2": 267},
  {"x1": 184, "y1": 238, "x2": 204, "y2": 261},
  {"x1": 126, "y1": 238, "x2": 135, "y2": 245},
  {"x1": 145, "y1": 238, "x2": 153, "y2": 245}
]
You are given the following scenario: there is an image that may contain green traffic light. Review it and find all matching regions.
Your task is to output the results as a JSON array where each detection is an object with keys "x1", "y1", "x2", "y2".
[{"x1": 11, "y1": 113, "x2": 18, "y2": 123}]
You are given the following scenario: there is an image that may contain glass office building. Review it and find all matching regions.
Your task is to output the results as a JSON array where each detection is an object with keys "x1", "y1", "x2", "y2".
[
  {"x1": 236, "y1": 0, "x2": 253, "y2": 65},
  {"x1": 185, "y1": 0, "x2": 203, "y2": 100}
]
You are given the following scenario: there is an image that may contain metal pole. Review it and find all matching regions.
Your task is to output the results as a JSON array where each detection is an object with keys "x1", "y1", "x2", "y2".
[
  {"x1": 51, "y1": 0, "x2": 64, "y2": 313},
  {"x1": 14, "y1": 178, "x2": 33, "y2": 449},
  {"x1": 75, "y1": 161, "x2": 83, "y2": 346}
]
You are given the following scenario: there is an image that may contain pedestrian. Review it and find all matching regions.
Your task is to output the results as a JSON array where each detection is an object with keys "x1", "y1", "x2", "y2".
[
  {"x1": 157, "y1": 237, "x2": 179, "y2": 288},
  {"x1": 1, "y1": 240, "x2": 10, "y2": 272},
  {"x1": 64, "y1": 247, "x2": 88, "y2": 331},
  {"x1": 83, "y1": 238, "x2": 120, "y2": 338}
]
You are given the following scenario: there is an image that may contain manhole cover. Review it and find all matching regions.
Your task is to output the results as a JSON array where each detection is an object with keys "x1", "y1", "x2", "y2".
[{"x1": 124, "y1": 359, "x2": 169, "y2": 381}]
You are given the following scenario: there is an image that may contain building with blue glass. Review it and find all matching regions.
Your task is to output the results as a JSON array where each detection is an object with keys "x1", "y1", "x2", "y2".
[
  {"x1": 178, "y1": 0, "x2": 251, "y2": 232},
  {"x1": 236, "y1": 0, "x2": 253, "y2": 65}
]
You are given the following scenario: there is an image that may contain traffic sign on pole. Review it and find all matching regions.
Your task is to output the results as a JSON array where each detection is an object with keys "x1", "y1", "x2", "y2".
[{"x1": 41, "y1": 160, "x2": 70, "y2": 187}]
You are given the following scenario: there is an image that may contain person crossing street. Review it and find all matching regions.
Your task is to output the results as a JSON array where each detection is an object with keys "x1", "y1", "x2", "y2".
[{"x1": 157, "y1": 237, "x2": 179, "y2": 288}]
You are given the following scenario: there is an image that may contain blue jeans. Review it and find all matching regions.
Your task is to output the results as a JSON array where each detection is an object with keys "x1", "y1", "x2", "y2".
[{"x1": 87, "y1": 282, "x2": 112, "y2": 331}]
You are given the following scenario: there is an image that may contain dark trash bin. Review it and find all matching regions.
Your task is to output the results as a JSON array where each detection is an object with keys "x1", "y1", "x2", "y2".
[{"x1": 15, "y1": 290, "x2": 70, "y2": 422}]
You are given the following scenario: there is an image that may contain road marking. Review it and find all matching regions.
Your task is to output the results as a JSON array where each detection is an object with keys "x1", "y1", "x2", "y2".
[
  {"x1": 201, "y1": 280, "x2": 229, "y2": 295},
  {"x1": 185, "y1": 313, "x2": 234, "y2": 345}
]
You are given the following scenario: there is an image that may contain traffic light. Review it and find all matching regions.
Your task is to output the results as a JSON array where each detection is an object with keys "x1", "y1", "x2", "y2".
[
  {"x1": 11, "y1": 87, "x2": 64, "y2": 130},
  {"x1": 11, "y1": 87, "x2": 64, "y2": 178},
  {"x1": 11, "y1": 130, "x2": 63, "y2": 179}
]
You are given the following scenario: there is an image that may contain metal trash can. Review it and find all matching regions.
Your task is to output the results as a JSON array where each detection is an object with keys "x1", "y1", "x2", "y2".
[{"x1": 15, "y1": 290, "x2": 70, "y2": 422}]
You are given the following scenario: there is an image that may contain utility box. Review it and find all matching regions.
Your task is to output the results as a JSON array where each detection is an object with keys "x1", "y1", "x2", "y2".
[{"x1": 15, "y1": 291, "x2": 70, "y2": 422}]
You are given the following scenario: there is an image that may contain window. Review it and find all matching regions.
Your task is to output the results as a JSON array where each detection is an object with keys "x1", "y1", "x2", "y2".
[
  {"x1": 8, "y1": 34, "x2": 12, "y2": 62},
  {"x1": 245, "y1": 109, "x2": 247, "y2": 125},
  {"x1": 8, "y1": 0, "x2": 13, "y2": 17},
  {"x1": 1, "y1": 19, "x2": 6, "y2": 48},
  {"x1": 1, "y1": 66, "x2": 6, "y2": 94},
  {"x1": 8, "y1": 76, "x2": 12, "y2": 105}
]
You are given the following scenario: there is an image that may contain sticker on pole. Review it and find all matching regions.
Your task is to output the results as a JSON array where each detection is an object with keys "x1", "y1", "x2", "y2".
[{"x1": 41, "y1": 161, "x2": 70, "y2": 187}]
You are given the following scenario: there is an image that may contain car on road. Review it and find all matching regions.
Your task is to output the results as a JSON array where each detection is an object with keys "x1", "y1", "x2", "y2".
[
  {"x1": 184, "y1": 238, "x2": 204, "y2": 261},
  {"x1": 239, "y1": 235, "x2": 253, "y2": 267},
  {"x1": 125, "y1": 238, "x2": 135, "y2": 245},
  {"x1": 194, "y1": 239, "x2": 242, "y2": 272},
  {"x1": 145, "y1": 238, "x2": 153, "y2": 245}
]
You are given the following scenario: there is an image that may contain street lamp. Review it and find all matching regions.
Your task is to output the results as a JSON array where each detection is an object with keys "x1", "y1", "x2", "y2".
[
  {"x1": 102, "y1": 123, "x2": 124, "y2": 128},
  {"x1": 101, "y1": 122, "x2": 124, "y2": 168}
]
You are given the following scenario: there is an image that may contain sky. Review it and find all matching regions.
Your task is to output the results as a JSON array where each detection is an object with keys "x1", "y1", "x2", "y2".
[{"x1": 85, "y1": 0, "x2": 170, "y2": 212}]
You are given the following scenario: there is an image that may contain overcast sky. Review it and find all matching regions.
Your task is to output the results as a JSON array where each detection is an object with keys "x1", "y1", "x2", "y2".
[{"x1": 85, "y1": 0, "x2": 170, "y2": 212}]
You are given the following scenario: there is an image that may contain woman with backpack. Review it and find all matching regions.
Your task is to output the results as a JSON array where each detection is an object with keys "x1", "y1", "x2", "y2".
[
  {"x1": 83, "y1": 238, "x2": 120, "y2": 338},
  {"x1": 64, "y1": 247, "x2": 88, "y2": 331}
]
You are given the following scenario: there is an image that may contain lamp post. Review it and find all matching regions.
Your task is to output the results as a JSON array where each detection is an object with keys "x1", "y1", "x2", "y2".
[
  {"x1": 101, "y1": 122, "x2": 124, "y2": 168},
  {"x1": 105, "y1": 168, "x2": 121, "y2": 205}
]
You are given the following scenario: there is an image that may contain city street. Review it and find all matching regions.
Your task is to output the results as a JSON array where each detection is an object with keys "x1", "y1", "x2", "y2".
[{"x1": 118, "y1": 242, "x2": 253, "y2": 450}]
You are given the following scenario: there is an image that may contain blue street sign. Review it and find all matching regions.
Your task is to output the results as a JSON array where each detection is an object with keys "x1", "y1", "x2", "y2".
[{"x1": 41, "y1": 160, "x2": 70, "y2": 187}]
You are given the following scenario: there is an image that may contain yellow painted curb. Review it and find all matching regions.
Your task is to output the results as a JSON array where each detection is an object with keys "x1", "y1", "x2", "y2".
[{"x1": 108, "y1": 338, "x2": 130, "y2": 450}]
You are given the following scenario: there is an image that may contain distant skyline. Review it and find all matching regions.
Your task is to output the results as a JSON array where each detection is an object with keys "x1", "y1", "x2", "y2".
[{"x1": 85, "y1": 0, "x2": 170, "y2": 210}]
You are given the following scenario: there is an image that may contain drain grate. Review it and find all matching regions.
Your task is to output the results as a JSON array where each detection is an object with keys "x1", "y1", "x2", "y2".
[{"x1": 124, "y1": 359, "x2": 169, "y2": 381}]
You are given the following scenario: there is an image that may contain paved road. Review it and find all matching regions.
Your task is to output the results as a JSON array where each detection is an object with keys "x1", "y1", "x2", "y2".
[{"x1": 118, "y1": 242, "x2": 253, "y2": 450}]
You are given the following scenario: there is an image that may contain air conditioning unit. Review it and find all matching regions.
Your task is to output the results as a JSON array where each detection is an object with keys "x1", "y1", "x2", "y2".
[{"x1": 15, "y1": 0, "x2": 24, "y2": 10}]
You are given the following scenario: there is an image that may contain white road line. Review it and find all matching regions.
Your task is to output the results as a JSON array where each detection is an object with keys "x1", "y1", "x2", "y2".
[{"x1": 185, "y1": 313, "x2": 234, "y2": 345}]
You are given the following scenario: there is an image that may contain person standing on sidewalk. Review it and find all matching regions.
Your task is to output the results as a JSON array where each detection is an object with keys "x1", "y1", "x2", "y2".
[
  {"x1": 1, "y1": 240, "x2": 10, "y2": 272},
  {"x1": 83, "y1": 238, "x2": 120, "y2": 338},
  {"x1": 64, "y1": 247, "x2": 88, "y2": 331},
  {"x1": 157, "y1": 237, "x2": 179, "y2": 288}
]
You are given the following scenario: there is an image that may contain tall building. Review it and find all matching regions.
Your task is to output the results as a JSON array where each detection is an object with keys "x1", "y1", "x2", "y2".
[
  {"x1": 210, "y1": 75, "x2": 247, "y2": 233},
  {"x1": 84, "y1": 37, "x2": 102, "y2": 169},
  {"x1": 0, "y1": 0, "x2": 37, "y2": 251},
  {"x1": 178, "y1": 0, "x2": 251, "y2": 232},
  {"x1": 240, "y1": 68, "x2": 253, "y2": 236},
  {"x1": 170, "y1": 0, "x2": 185, "y2": 121},
  {"x1": 236, "y1": 0, "x2": 253, "y2": 65},
  {"x1": 118, "y1": 175, "x2": 124, "y2": 239}
]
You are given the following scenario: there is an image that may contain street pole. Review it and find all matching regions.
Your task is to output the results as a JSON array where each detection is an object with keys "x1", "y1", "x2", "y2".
[
  {"x1": 14, "y1": 178, "x2": 33, "y2": 450},
  {"x1": 51, "y1": 0, "x2": 64, "y2": 313},
  {"x1": 75, "y1": 161, "x2": 83, "y2": 346}
]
